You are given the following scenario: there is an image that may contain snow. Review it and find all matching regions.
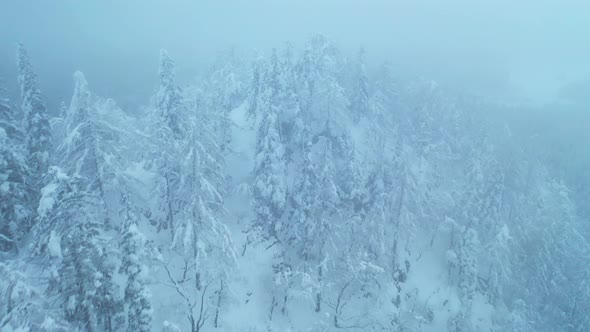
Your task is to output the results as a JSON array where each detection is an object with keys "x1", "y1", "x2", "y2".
[
  {"x1": 2, "y1": 35, "x2": 588, "y2": 332},
  {"x1": 161, "y1": 321, "x2": 182, "y2": 332},
  {"x1": 37, "y1": 182, "x2": 58, "y2": 218},
  {"x1": 123, "y1": 161, "x2": 154, "y2": 203},
  {"x1": 0, "y1": 181, "x2": 9, "y2": 194},
  {"x1": 47, "y1": 231, "x2": 62, "y2": 258},
  {"x1": 40, "y1": 316, "x2": 58, "y2": 330}
]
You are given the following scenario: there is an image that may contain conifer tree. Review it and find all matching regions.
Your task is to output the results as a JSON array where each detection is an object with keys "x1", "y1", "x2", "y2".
[
  {"x1": 338, "y1": 141, "x2": 367, "y2": 216},
  {"x1": 206, "y1": 55, "x2": 243, "y2": 153},
  {"x1": 0, "y1": 96, "x2": 29, "y2": 251},
  {"x1": 350, "y1": 48, "x2": 370, "y2": 121},
  {"x1": 59, "y1": 72, "x2": 112, "y2": 225},
  {"x1": 119, "y1": 193, "x2": 152, "y2": 332},
  {"x1": 0, "y1": 260, "x2": 72, "y2": 330},
  {"x1": 247, "y1": 53, "x2": 265, "y2": 120},
  {"x1": 16, "y1": 43, "x2": 52, "y2": 214},
  {"x1": 151, "y1": 50, "x2": 183, "y2": 236},
  {"x1": 35, "y1": 167, "x2": 121, "y2": 331},
  {"x1": 448, "y1": 227, "x2": 478, "y2": 332},
  {"x1": 252, "y1": 89, "x2": 287, "y2": 241},
  {"x1": 156, "y1": 50, "x2": 183, "y2": 139},
  {"x1": 173, "y1": 123, "x2": 236, "y2": 284},
  {"x1": 286, "y1": 138, "x2": 340, "y2": 313}
]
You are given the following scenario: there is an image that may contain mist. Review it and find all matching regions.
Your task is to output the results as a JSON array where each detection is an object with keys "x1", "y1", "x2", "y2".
[
  {"x1": 2, "y1": 0, "x2": 590, "y2": 107},
  {"x1": 1, "y1": 1, "x2": 589, "y2": 331}
]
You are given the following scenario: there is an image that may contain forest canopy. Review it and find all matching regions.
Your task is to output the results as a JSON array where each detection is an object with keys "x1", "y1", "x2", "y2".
[{"x1": 1, "y1": 2, "x2": 589, "y2": 331}]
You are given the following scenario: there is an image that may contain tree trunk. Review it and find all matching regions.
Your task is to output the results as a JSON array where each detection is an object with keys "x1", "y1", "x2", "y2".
[
  {"x1": 214, "y1": 279, "x2": 224, "y2": 328},
  {"x1": 315, "y1": 265, "x2": 322, "y2": 312}
]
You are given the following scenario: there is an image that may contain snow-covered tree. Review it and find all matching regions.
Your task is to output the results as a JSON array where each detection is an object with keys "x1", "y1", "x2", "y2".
[
  {"x1": 291, "y1": 39, "x2": 346, "y2": 172},
  {"x1": 58, "y1": 72, "x2": 117, "y2": 226},
  {"x1": 294, "y1": 34, "x2": 341, "y2": 126},
  {"x1": 119, "y1": 193, "x2": 152, "y2": 332},
  {"x1": 311, "y1": 139, "x2": 341, "y2": 312},
  {"x1": 34, "y1": 167, "x2": 122, "y2": 331},
  {"x1": 510, "y1": 171, "x2": 590, "y2": 330},
  {"x1": 155, "y1": 71, "x2": 237, "y2": 329},
  {"x1": 361, "y1": 155, "x2": 394, "y2": 265},
  {"x1": 252, "y1": 91, "x2": 287, "y2": 241},
  {"x1": 457, "y1": 228, "x2": 479, "y2": 310},
  {"x1": 0, "y1": 261, "x2": 72, "y2": 331},
  {"x1": 150, "y1": 134, "x2": 180, "y2": 236},
  {"x1": 447, "y1": 227, "x2": 479, "y2": 332},
  {"x1": 246, "y1": 52, "x2": 266, "y2": 120},
  {"x1": 16, "y1": 43, "x2": 52, "y2": 213},
  {"x1": 478, "y1": 161, "x2": 509, "y2": 305},
  {"x1": 284, "y1": 138, "x2": 341, "y2": 313},
  {"x1": 0, "y1": 94, "x2": 24, "y2": 142},
  {"x1": 337, "y1": 138, "x2": 368, "y2": 217},
  {"x1": 205, "y1": 56, "x2": 243, "y2": 152},
  {"x1": 349, "y1": 48, "x2": 370, "y2": 121},
  {"x1": 156, "y1": 49, "x2": 183, "y2": 139},
  {"x1": 149, "y1": 52, "x2": 184, "y2": 237},
  {"x1": 0, "y1": 97, "x2": 30, "y2": 251},
  {"x1": 173, "y1": 124, "x2": 236, "y2": 282},
  {"x1": 273, "y1": 46, "x2": 303, "y2": 160}
]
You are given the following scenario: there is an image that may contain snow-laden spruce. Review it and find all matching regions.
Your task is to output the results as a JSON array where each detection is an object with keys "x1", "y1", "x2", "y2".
[{"x1": 0, "y1": 97, "x2": 30, "y2": 252}]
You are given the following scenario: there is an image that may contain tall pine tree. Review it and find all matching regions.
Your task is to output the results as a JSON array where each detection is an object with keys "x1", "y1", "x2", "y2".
[
  {"x1": 16, "y1": 43, "x2": 51, "y2": 218},
  {"x1": 0, "y1": 96, "x2": 29, "y2": 251},
  {"x1": 119, "y1": 192, "x2": 152, "y2": 332}
]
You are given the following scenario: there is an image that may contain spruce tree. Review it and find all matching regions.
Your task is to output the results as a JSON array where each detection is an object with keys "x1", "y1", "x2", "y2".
[
  {"x1": 207, "y1": 57, "x2": 242, "y2": 153},
  {"x1": 0, "y1": 96, "x2": 29, "y2": 251},
  {"x1": 156, "y1": 49, "x2": 183, "y2": 139},
  {"x1": 350, "y1": 47, "x2": 370, "y2": 121},
  {"x1": 119, "y1": 193, "x2": 152, "y2": 332},
  {"x1": 35, "y1": 167, "x2": 121, "y2": 331},
  {"x1": 150, "y1": 50, "x2": 183, "y2": 236},
  {"x1": 286, "y1": 138, "x2": 340, "y2": 313},
  {"x1": 173, "y1": 123, "x2": 235, "y2": 284},
  {"x1": 247, "y1": 53, "x2": 265, "y2": 120},
  {"x1": 59, "y1": 72, "x2": 111, "y2": 225},
  {"x1": 16, "y1": 43, "x2": 52, "y2": 216},
  {"x1": 252, "y1": 91, "x2": 287, "y2": 241}
]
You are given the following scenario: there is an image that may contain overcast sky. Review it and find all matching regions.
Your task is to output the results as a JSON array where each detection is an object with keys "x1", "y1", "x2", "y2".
[{"x1": 1, "y1": 0, "x2": 589, "y2": 109}]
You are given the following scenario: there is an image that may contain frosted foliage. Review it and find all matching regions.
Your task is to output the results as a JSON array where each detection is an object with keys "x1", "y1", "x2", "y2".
[
  {"x1": 253, "y1": 109, "x2": 286, "y2": 240},
  {"x1": 0, "y1": 100, "x2": 30, "y2": 251},
  {"x1": 16, "y1": 44, "x2": 51, "y2": 188},
  {"x1": 156, "y1": 50, "x2": 183, "y2": 138},
  {"x1": 0, "y1": 34, "x2": 588, "y2": 332},
  {"x1": 120, "y1": 196, "x2": 152, "y2": 332}
]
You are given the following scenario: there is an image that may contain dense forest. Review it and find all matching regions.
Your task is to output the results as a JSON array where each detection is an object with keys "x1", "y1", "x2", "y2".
[{"x1": 1, "y1": 35, "x2": 589, "y2": 331}]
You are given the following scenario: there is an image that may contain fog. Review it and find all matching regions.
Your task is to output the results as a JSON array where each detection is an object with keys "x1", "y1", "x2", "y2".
[
  {"x1": 2, "y1": 0, "x2": 590, "y2": 108},
  {"x1": 2, "y1": 1, "x2": 590, "y2": 331}
]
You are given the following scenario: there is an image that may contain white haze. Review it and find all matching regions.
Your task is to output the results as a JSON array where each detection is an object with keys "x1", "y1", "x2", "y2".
[
  {"x1": 1, "y1": 2, "x2": 590, "y2": 332},
  {"x1": 1, "y1": 0, "x2": 590, "y2": 107}
]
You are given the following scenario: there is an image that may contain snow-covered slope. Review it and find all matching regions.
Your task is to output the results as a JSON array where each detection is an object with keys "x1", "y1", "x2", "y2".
[{"x1": 1, "y1": 39, "x2": 588, "y2": 332}]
